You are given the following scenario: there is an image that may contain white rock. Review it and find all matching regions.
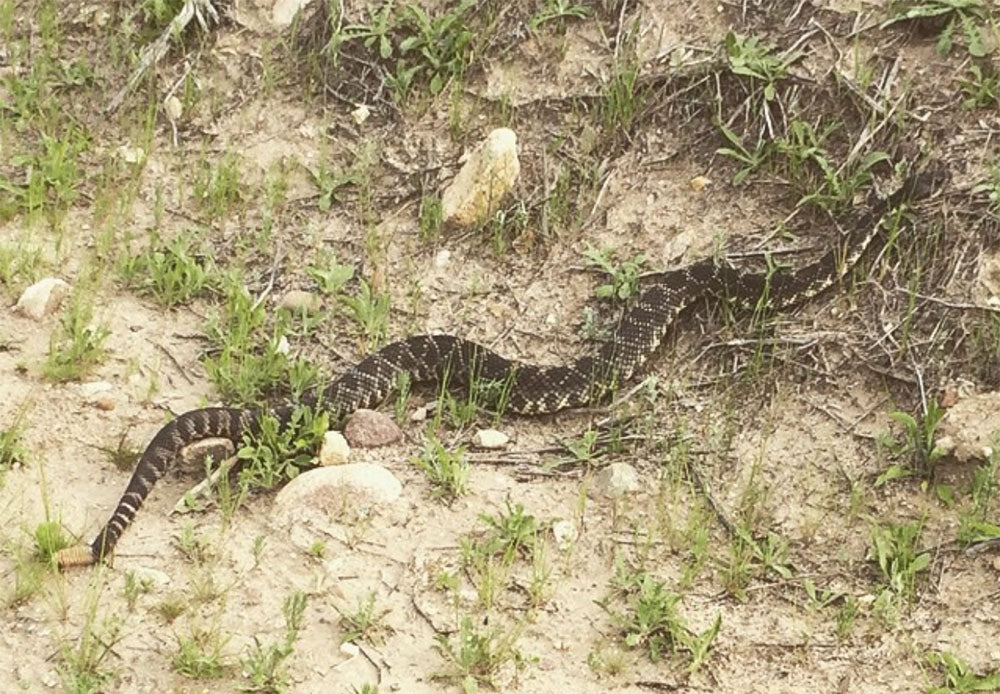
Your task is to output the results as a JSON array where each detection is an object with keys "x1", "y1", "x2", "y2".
[
  {"x1": 350, "y1": 104, "x2": 370, "y2": 125},
  {"x1": 280, "y1": 289, "x2": 322, "y2": 313},
  {"x1": 595, "y1": 462, "x2": 641, "y2": 498},
  {"x1": 410, "y1": 406, "x2": 428, "y2": 422},
  {"x1": 78, "y1": 381, "x2": 113, "y2": 399},
  {"x1": 551, "y1": 520, "x2": 577, "y2": 551},
  {"x1": 434, "y1": 249, "x2": 451, "y2": 269},
  {"x1": 319, "y1": 431, "x2": 351, "y2": 466},
  {"x1": 274, "y1": 463, "x2": 402, "y2": 512},
  {"x1": 271, "y1": 0, "x2": 314, "y2": 27},
  {"x1": 164, "y1": 95, "x2": 182, "y2": 121},
  {"x1": 339, "y1": 641, "x2": 360, "y2": 658},
  {"x1": 14, "y1": 278, "x2": 70, "y2": 320},
  {"x1": 473, "y1": 429, "x2": 509, "y2": 449},
  {"x1": 118, "y1": 144, "x2": 145, "y2": 164},
  {"x1": 275, "y1": 335, "x2": 290, "y2": 355},
  {"x1": 441, "y1": 128, "x2": 520, "y2": 227},
  {"x1": 936, "y1": 391, "x2": 1000, "y2": 463}
]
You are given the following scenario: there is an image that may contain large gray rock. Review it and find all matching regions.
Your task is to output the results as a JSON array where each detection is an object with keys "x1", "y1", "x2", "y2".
[{"x1": 274, "y1": 463, "x2": 402, "y2": 514}]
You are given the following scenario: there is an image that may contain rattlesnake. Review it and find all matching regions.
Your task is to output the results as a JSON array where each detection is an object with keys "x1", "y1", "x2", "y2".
[{"x1": 55, "y1": 164, "x2": 950, "y2": 568}]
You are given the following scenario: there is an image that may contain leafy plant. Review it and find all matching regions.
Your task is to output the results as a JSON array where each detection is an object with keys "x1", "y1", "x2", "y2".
[
  {"x1": 724, "y1": 31, "x2": 798, "y2": 101},
  {"x1": 43, "y1": 295, "x2": 110, "y2": 382},
  {"x1": 960, "y1": 63, "x2": 1000, "y2": 109},
  {"x1": 582, "y1": 246, "x2": 646, "y2": 302},
  {"x1": 883, "y1": 0, "x2": 994, "y2": 57},
  {"x1": 342, "y1": 279, "x2": 390, "y2": 347},
  {"x1": 236, "y1": 406, "x2": 329, "y2": 492},
  {"x1": 529, "y1": 0, "x2": 589, "y2": 32},
  {"x1": 413, "y1": 439, "x2": 469, "y2": 502},
  {"x1": 242, "y1": 592, "x2": 308, "y2": 692},
  {"x1": 925, "y1": 651, "x2": 1000, "y2": 693},
  {"x1": 599, "y1": 563, "x2": 722, "y2": 670},
  {"x1": 119, "y1": 231, "x2": 213, "y2": 307},
  {"x1": 870, "y1": 520, "x2": 930, "y2": 609},
  {"x1": 876, "y1": 399, "x2": 947, "y2": 484}
]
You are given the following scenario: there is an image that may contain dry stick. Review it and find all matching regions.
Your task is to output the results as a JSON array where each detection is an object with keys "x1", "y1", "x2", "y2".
[
  {"x1": 107, "y1": 0, "x2": 219, "y2": 114},
  {"x1": 173, "y1": 453, "x2": 239, "y2": 514},
  {"x1": 893, "y1": 287, "x2": 1000, "y2": 316}
]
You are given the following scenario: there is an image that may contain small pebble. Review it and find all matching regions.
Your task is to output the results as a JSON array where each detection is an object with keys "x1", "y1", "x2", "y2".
[{"x1": 473, "y1": 429, "x2": 509, "y2": 449}]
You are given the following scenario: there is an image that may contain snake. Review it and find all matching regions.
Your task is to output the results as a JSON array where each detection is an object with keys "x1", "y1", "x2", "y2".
[{"x1": 54, "y1": 164, "x2": 950, "y2": 568}]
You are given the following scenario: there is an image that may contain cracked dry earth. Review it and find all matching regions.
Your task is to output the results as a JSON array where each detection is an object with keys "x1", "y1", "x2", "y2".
[{"x1": 2, "y1": 0, "x2": 1000, "y2": 693}]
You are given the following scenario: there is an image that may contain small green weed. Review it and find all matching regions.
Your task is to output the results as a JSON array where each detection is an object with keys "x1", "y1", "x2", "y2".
[
  {"x1": 33, "y1": 519, "x2": 72, "y2": 563},
  {"x1": 435, "y1": 616, "x2": 528, "y2": 689},
  {"x1": 43, "y1": 295, "x2": 110, "y2": 382},
  {"x1": 0, "y1": 413, "x2": 28, "y2": 474},
  {"x1": 598, "y1": 44, "x2": 644, "y2": 132},
  {"x1": 306, "y1": 253, "x2": 354, "y2": 295},
  {"x1": 123, "y1": 570, "x2": 153, "y2": 611},
  {"x1": 413, "y1": 439, "x2": 469, "y2": 502},
  {"x1": 883, "y1": 0, "x2": 994, "y2": 57},
  {"x1": 876, "y1": 399, "x2": 947, "y2": 485},
  {"x1": 599, "y1": 563, "x2": 721, "y2": 670},
  {"x1": 957, "y1": 451, "x2": 1000, "y2": 545},
  {"x1": 335, "y1": 591, "x2": 391, "y2": 646},
  {"x1": 58, "y1": 605, "x2": 122, "y2": 693},
  {"x1": 173, "y1": 621, "x2": 231, "y2": 679},
  {"x1": 925, "y1": 651, "x2": 1000, "y2": 693},
  {"x1": 241, "y1": 591, "x2": 308, "y2": 692},
  {"x1": 203, "y1": 276, "x2": 319, "y2": 405},
  {"x1": 418, "y1": 196, "x2": 444, "y2": 240},
  {"x1": 870, "y1": 520, "x2": 930, "y2": 613},
  {"x1": 193, "y1": 152, "x2": 244, "y2": 222},
  {"x1": 960, "y1": 63, "x2": 1000, "y2": 109},
  {"x1": 724, "y1": 31, "x2": 798, "y2": 101},
  {"x1": 582, "y1": 246, "x2": 646, "y2": 302},
  {"x1": 342, "y1": 279, "x2": 390, "y2": 348},
  {"x1": 119, "y1": 231, "x2": 214, "y2": 307},
  {"x1": 529, "y1": 0, "x2": 589, "y2": 32}
]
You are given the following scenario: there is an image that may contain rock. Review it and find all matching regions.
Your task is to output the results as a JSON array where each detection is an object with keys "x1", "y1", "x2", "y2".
[
  {"x1": 441, "y1": 127, "x2": 520, "y2": 227},
  {"x1": 164, "y1": 95, "x2": 182, "y2": 121},
  {"x1": 275, "y1": 335, "x2": 291, "y2": 355},
  {"x1": 350, "y1": 104, "x2": 370, "y2": 125},
  {"x1": 473, "y1": 429, "x2": 509, "y2": 449},
  {"x1": 595, "y1": 462, "x2": 641, "y2": 498},
  {"x1": 93, "y1": 397, "x2": 115, "y2": 411},
  {"x1": 936, "y1": 391, "x2": 1000, "y2": 463},
  {"x1": 552, "y1": 519, "x2": 577, "y2": 551},
  {"x1": 271, "y1": 0, "x2": 314, "y2": 27},
  {"x1": 689, "y1": 175, "x2": 711, "y2": 192},
  {"x1": 434, "y1": 249, "x2": 451, "y2": 269},
  {"x1": 117, "y1": 145, "x2": 145, "y2": 164},
  {"x1": 79, "y1": 381, "x2": 113, "y2": 399},
  {"x1": 410, "y1": 405, "x2": 428, "y2": 422},
  {"x1": 975, "y1": 251, "x2": 1000, "y2": 306},
  {"x1": 279, "y1": 289, "x2": 322, "y2": 313},
  {"x1": 343, "y1": 409, "x2": 402, "y2": 448},
  {"x1": 339, "y1": 641, "x2": 360, "y2": 658},
  {"x1": 14, "y1": 278, "x2": 71, "y2": 320},
  {"x1": 180, "y1": 437, "x2": 235, "y2": 467},
  {"x1": 319, "y1": 431, "x2": 351, "y2": 466},
  {"x1": 274, "y1": 463, "x2": 402, "y2": 513}
]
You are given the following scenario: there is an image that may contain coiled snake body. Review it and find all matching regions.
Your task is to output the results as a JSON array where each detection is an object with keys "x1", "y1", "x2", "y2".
[{"x1": 56, "y1": 167, "x2": 949, "y2": 568}]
